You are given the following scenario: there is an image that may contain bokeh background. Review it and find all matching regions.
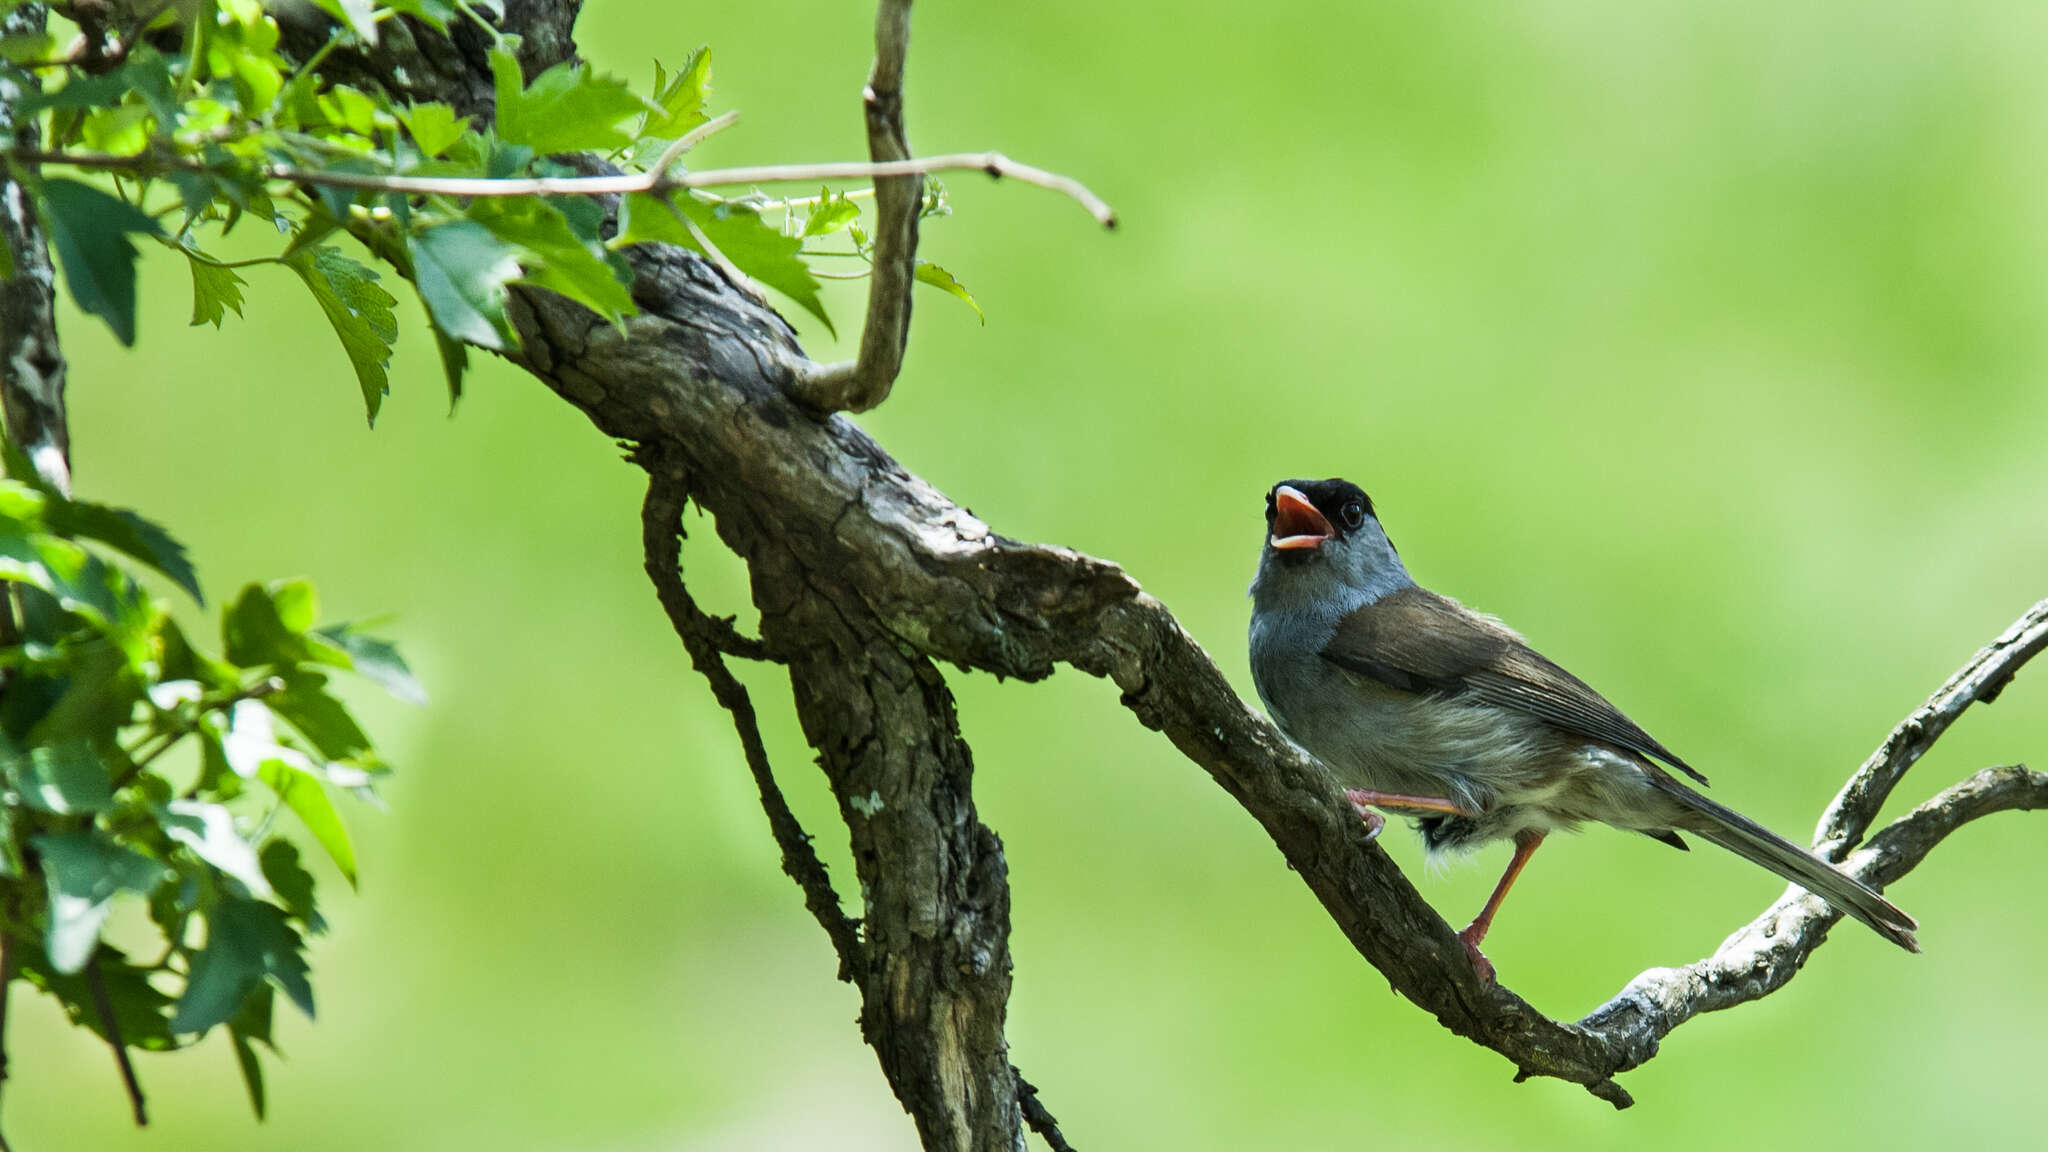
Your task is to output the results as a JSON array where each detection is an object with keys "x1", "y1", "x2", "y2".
[{"x1": 12, "y1": 0, "x2": 2048, "y2": 1147}]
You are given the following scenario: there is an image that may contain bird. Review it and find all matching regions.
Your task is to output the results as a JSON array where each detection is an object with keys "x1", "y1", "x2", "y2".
[{"x1": 1246, "y1": 477, "x2": 1918, "y2": 982}]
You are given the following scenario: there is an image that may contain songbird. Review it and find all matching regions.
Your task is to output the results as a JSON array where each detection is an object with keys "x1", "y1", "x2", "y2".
[{"x1": 1246, "y1": 477, "x2": 1917, "y2": 981}]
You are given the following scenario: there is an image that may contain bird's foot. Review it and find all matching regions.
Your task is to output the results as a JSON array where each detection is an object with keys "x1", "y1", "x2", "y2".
[
  {"x1": 1344, "y1": 798, "x2": 1386, "y2": 841},
  {"x1": 1456, "y1": 924, "x2": 1497, "y2": 985}
]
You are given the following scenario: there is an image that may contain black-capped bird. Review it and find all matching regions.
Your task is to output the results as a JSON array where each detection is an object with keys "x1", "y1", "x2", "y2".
[{"x1": 1247, "y1": 478, "x2": 1917, "y2": 981}]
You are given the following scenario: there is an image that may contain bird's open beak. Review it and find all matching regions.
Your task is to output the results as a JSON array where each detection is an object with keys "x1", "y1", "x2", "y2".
[{"x1": 1269, "y1": 486, "x2": 1334, "y2": 550}]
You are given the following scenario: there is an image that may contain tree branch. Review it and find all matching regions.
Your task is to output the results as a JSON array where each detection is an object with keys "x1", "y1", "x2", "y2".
[
  {"x1": 1814, "y1": 600, "x2": 2048, "y2": 858},
  {"x1": 787, "y1": 0, "x2": 916, "y2": 415},
  {"x1": 3, "y1": 145, "x2": 1115, "y2": 226},
  {"x1": 0, "y1": 5, "x2": 71, "y2": 497},
  {"x1": 638, "y1": 460, "x2": 863, "y2": 980},
  {"x1": 84, "y1": 953, "x2": 147, "y2": 1127}
]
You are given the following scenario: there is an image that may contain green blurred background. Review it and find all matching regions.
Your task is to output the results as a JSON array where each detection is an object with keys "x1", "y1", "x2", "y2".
[{"x1": 12, "y1": 0, "x2": 2048, "y2": 1146}]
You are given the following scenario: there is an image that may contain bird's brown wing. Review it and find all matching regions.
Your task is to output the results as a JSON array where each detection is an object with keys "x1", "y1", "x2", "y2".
[{"x1": 1320, "y1": 586, "x2": 1708, "y2": 784}]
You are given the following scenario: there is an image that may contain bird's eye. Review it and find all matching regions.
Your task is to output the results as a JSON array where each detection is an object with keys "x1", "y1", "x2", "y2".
[{"x1": 1341, "y1": 500, "x2": 1365, "y2": 529}]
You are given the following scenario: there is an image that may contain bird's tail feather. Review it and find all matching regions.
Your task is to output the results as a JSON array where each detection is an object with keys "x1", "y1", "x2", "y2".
[{"x1": 1657, "y1": 781, "x2": 1919, "y2": 952}]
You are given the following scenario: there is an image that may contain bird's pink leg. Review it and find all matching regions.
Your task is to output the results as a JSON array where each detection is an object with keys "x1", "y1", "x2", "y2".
[
  {"x1": 1342, "y1": 788, "x2": 1475, "y2": 818},
  {"x1": 1456, "y1": 829, "x2": 1547, "y2": 985}
]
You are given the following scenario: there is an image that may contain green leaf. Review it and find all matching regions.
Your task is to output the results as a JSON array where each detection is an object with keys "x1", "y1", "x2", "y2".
[
  {"x1": 268, "y1": 671, "x2": 370, "y2": 761},
  {"x1": 312, "y1": 622, "x2": 427, "y2": 704},
  {"x1": 173, "y1": 896, "x2": 313, "y2": 1035},
  {"x1": 33, "y1": 831, "x2": 168, "y2": 973},
  {"x1": 381, "y1": 0, "x2": 455, "y2": 30},
  {"x1": 38, "y1": 179, "x2": 164, "y2": 346},
  {"x1": 0, "y1": 30, "x2": 55, "y2": 64},
  {"x1": 915, "y1": 260, "x2": 984, "y2": 324},
  {"x1": 468, "y1": 197, "x2": 636, "y2": 328},
  {"x1": 27, "y1": 637, "x2": 144, "y2": 746},
  {"x1": 618, "y1": 193, "x2": 832, "y2": 335},
  {"x1": 259, "y1": 754, "x2": 362, "y2": 886},
  {"x1": 7, "y1": 739, "x2": 112, "y2": 813},
  {"x1": 225, "y1": 979, "x2": 276, "y2": 1115},
  {"x1": 431, "y1": 314, "x2": 469, "y2": 408},
  {"x1": 492, "y1": 47, "x2": 650, "y2": 156},
  {"x1": 307, "y1": 0, "x2": 378, "y2": 44},
  {"x1": 259, "y1": 838, "x2": 328, "y2": 927},
  {"x1": 230, "y1": 1025, "x2": 268, "y2": 1119},
  {"x1": 44, "y1": 496, "x2": 202, "y2": 603},
  {"x1": 802, "y1": 189, "x2": 863, "y2": 238},
  {"x1": 644, "y1": 48, "x2": 712, "y2": 139},
  {"x1": 160, "y1": 617, "x2": 239, "y2": 692},
  {"x1": 224, "y1": 583, "x2": 313, "y2": 667},
  {"x1": 400, "y1": 101, "x2": 469, "y2": 157},
  {"x1": 271, "y1": 579, "x2": 315, "y2": 633},
  {"x1": 188, "y1": 256, "x2": 248, "y2": 328},
  {"x1": 160, "y1": 800, "x2": 274, "y2": 898},
  {"x1": 410, "y1": 222, "x2": 520, "y2": 352},
  {"x1": 285, "y1": 247, "x2": 398, "y2": 425},
  {"x1": 19, "y1": 945, "x2": 177, "y2": 1051}
]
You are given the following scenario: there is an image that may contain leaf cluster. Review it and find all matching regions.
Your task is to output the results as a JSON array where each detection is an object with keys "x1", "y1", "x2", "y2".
[
  {"x1": 3, "y1": 2, "x2": 979, "y2": 423},
  {"x1": 0, "y1": 437, "x2": 420, "y2": 1119}
]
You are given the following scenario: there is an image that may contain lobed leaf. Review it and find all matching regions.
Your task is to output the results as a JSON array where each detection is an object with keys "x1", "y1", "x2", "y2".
[
  {"x1": 188, "y1": 256, "x2": 249, "y2": 329},
  {"x1": 285, "y1": 247, "x2": 398, "y2": 425},
  {"x1": 491, "y1": 48, "x2": 650, "y2": 156},
  {"x1": 38, "y1": 179, "x2": 164, "y2": 347},
  {"x1": 173, "y1": 897, "x2": 314, "y2": 1035}
]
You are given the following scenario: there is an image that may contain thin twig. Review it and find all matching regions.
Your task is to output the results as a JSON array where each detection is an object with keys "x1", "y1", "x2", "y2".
[
  {"x1": 651, "y1": 110, "x2": 741, "y2": 173},
  {"x1": 1015, "y1": 1067, "x2": 1078, "y2": 1152},
  {"x1": 793, "y1": 0, "x2": 917, "y2": 415},
  {"x1": 84, "y1": 953, "x2": 147, "y2": 1127},
  {"x1": 0, "y1": 930, "x2": 14, "y2": 1152},
  {"x1": 638, "y1": 463, "x2": 862, "y2": 981},
  {"x1": 1813, "y1": 597, "x2": 2048, "y2": 857},
  {"x1": 3, "y1": 146, "x2": 1117, "y2": 226},
  {"x1": 110, "y1": 676, "x2": 285, "y2": 793}
]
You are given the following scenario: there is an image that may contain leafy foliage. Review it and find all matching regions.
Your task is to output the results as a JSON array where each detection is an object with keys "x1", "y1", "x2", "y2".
[
  {"x1": 1, "y1": 4, "x2": 982, "y2": 426},
  {"x1": 0, "y1": 439, "x2": 417, "y2": 1118}
]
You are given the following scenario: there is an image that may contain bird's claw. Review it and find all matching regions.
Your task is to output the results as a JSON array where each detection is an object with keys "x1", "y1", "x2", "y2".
[
  {"x1": 1349, "y1": 803, "x2": 1386, "y2": 841},
  {"x1": 1456, "y1": 926, "x2": 1497, "y2": 985}
]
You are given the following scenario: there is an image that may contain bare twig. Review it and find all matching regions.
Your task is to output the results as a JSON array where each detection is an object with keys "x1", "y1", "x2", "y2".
[
  {"x1": 84, "y1": 953, "x2": 147, "y2": 1127},
  {"x1": 1015, "y1": 1068, "x2": 1078, "y2": 1152},
  {"x1": 1813, "y1": 600, "x2": 2048, "y2": 857},
  {"x1": 1577, "y1": 760, "x2": 2048, "y2": 1095},
  {"x1": 638, "y1": 464, "x2": 862, "y2": 981},
  {"x1": 649, "y1": 110, "x2": 741, "y2": 173},
  {"x1": 3, "y1": 147, "x2": 1116, "y2": 226},
  {"x1": 787, "y1": 0, "x2": 917, "y2": 415}
]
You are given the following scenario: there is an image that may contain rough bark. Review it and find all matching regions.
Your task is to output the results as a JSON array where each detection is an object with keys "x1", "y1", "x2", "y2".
[{"x1": 0, "y1": 4, "x2": 69, "y2": 495}]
